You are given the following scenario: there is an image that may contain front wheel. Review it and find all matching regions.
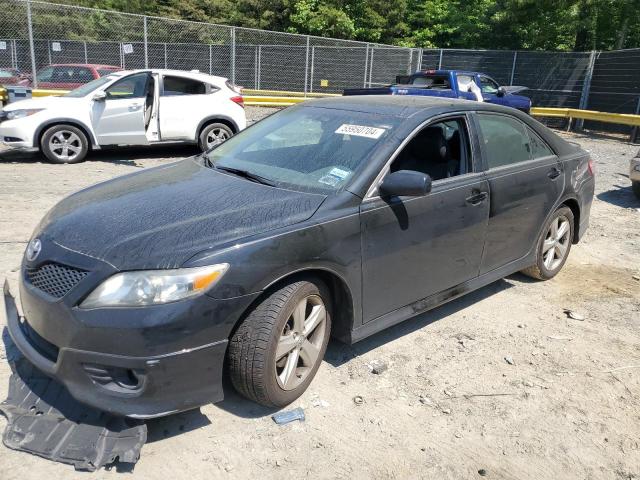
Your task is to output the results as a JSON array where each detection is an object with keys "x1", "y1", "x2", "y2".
[
  {"x1": 40, "y1": 124, "x2": 89, "y2": 164},
  {"x1": 228, "y1": 279, "x2": 331, "y2": 407},
  {"x1": 521, "y1": 206, "x2": 574, "y2": 280},
  {"x1": 198, "y1": 123, "x2": 233, "y2": 152}
]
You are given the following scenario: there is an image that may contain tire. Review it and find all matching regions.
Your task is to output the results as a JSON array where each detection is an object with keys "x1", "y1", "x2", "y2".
[
  {"x1": 198, "y1": 122, "x2": 233, "y2": 152},
  {"x1": 40, "y1": 124, "x2": 89, "y2": 164},
  {"x1": 521, "y1": 206, "x2": 574, "y2": 280},
  {"x1": 633, "y1": 181, "x2": 640, "y2": 200},
  {"x1": 228, "y1": 279, "x2": 332, "y2": 407}
]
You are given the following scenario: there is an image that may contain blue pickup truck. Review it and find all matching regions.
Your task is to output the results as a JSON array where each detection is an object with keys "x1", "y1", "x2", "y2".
[{"x1": 344, "y1": 70, "x2": 532, "y2": 113}]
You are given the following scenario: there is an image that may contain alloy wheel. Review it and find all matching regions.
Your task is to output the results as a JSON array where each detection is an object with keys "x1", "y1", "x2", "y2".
[
  {"x1": 48, "y1": 130, "x2": 83, "y2": 162},
  {"x1": 275, "y1": 294, "x2": 327, "y2": 391},
  {"x1": 542, "y1": 215, "x2": 571, "y2": 271},
  {"x1": 205, "y1": 128, "x2": 229, "y2": 149}
]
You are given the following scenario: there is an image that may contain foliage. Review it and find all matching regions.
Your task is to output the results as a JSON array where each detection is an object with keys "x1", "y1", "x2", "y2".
[{"x1": 11, "y1": 0, "x2": 640, "y2": 50}]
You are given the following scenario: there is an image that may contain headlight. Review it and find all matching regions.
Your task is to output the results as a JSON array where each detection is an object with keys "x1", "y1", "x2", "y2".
[
  {"x1": 6, "y1": 109, "x2": 44, "y2": 120},
  {"x1": 80, "y1": 264, "x2": 229, "y2": 308}
]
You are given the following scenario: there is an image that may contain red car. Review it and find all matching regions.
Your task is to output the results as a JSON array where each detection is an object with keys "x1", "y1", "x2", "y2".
[
  {"x1": 0, "y1": 68, "x2": 28, "y2": 86},
  {"x1": 19, "y1": 64, "x2": 122, "y2": 90}
]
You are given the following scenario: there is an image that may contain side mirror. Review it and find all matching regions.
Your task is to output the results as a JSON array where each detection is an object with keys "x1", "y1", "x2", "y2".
[
  {"x1": 496, "y1": 86, "x2": 507, "y2": 97},
  {"x1": 92, "y1": 91, "x2": 107, "y2": 101},
  {"x1": 379, "y1": 170, "x2": 432, "y2": 198}
]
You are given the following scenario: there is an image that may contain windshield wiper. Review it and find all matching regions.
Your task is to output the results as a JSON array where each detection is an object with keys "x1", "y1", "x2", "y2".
[{"x1": 213, "y1": 165, "x2": 276, "y2": 186}]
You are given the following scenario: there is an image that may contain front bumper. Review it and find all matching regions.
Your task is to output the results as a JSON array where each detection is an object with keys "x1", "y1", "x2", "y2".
[
  {"x1": 3, "y1": 243, "x2": 259, "y2": 418},
  {"x1": 0, "y1": 119, "x2": 36, "y2": 150}
]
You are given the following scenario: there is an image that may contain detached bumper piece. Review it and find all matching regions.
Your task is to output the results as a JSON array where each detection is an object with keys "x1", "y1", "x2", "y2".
[
  {"x1": 0, "y1": 281, "x2": 147, "y2": 471},
  {"x1": 0, "y1": 357, "x2": 147, "y2": 471}
]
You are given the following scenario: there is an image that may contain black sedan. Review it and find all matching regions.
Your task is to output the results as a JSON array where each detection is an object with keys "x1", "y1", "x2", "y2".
[{"x1": 4, "y1": 96, "x2": 594, "y2": 418}]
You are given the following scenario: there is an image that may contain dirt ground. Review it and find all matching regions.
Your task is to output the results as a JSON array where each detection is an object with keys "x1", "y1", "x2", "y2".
[{"x1": 0, "y1": 111, "x2": 639, "y2": 479}]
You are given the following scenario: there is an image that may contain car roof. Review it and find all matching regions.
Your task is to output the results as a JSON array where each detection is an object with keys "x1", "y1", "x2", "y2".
[
  {"x1": 122, "y1": 68, "x2": 228, "y2": 83},
  {"x1": 302, "y1": 95, "x2": 517, "y2": 118},
  {"x1": 48, "y1": 64, "x2": 121, "y2": 69}
]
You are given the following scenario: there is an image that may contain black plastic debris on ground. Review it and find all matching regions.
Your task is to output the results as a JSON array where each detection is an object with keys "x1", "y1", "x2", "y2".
[{"x1": 0, "y1": 355, "x2": 147, "y2": 471}]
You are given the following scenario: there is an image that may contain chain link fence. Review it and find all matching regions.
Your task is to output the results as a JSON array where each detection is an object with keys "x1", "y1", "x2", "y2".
[{"x1": 0, "y1": 0, "x2": 638, "y2": 134}]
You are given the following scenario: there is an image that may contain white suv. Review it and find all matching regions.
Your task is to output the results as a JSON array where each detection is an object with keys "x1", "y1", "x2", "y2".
[{"x1": 0, "y1": 69, "x2": 246, "y2": 163}]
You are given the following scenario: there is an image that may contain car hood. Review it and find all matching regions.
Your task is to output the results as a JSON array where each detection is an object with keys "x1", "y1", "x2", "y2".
[
  {"x1": 2, "y1": 95, "x2": 84, "y2": 111},
  {"x1": 35, "y1": 158, "x2": 327, "y2": 270}
]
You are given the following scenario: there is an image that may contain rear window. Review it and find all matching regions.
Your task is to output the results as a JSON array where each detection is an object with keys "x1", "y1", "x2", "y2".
[
  {"x1": 409, "y1": 75, "x2": 451, "y2": 89},
  {"x1": 97, "y1": 68, "x2": 117, "y2": 77}
]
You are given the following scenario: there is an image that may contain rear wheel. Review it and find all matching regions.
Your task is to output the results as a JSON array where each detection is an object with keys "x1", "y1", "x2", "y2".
[
  {"x1": 198, "y1": 122, "x2": 233, "y2": 152},
  {"x1": 228, "y1": 279, "x2": 331, "y2": 407},
  {"x1": 40, "y1": 124, "x2": 89, "y2": 164},
  {"x1": 521, "y1": 206, "x2": 574, "y2": 280}
]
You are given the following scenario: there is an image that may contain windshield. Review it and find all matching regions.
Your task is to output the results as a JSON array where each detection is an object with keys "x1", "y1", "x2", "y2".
[
  {"x1": 206, "y1": 106, "x2": 400, "y2": 194},
  {"x1": 64, "y1": 75, "x2": 118, "y2": 97}
]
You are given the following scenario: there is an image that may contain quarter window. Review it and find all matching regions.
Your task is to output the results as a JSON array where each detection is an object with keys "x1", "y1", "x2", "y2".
[
  {"x1": 105, "y1": 73, "x2": 149, "y2": 99},
  {"x1": 527, "y1": 127, "x2": 554, "y2": 158},
  {"x1": 476, "y1": 114, "x2": 531, "y2": 168},
  {"x1": 162, "y1": 76, "x2": 207, "y2": 96}
]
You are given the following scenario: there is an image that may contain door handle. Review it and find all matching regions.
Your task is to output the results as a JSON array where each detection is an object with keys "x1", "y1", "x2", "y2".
[
  {"x1": 547, "y1": 167, "x2": 562, "y2": 180},
  {"x1": 465, "y1": 191, "x2": 488, "y2": 205},
  {"x1": 128, "y1": 104, "x2": 142, "y2": 111}
]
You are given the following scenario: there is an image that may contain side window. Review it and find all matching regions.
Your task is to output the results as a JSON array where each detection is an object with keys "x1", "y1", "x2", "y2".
[
  {"x1": 105, "y1": 73, "x2": 149, "y2": 99},
  {"x1": 36, "y1": 66, "x2": 54, "y2": 82},
  {"x1": 479, "y1": 76, "x2": 499, "y2": 94},
  {"x1": 389, "y1": 117, "x2": 471, "y2": 181},
  {"x1": 162, "y1": 76, "x2": 206, "y2": 96},
  {"x1": 476, "y1": 114, "x2": 532, "y2": 168},
  {"x1": 457, "y1": 74, "x2": 475, "y2": 91},
  {"x1": 527, "y1": 127, "x2": 555, "y2": 159},
  {"x1": 72, "y1": 67, "x2": 94, "y2": 83}
]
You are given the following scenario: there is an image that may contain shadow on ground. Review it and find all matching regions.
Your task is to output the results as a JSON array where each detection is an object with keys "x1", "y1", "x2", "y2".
[
  {"x1": 597, "y1": 185, "x2": 640, "y2": 208},
  {"x1": 0, "y1": 144, "x2": 197, "y2": 165}
]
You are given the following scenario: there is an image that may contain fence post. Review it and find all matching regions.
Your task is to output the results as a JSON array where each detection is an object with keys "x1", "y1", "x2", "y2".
[
  {"x1": 631, "y1": 96, "x2": 640, "y2": 143},
  {"x1": 209, "y1": 44, "x2": 212, "y2": 75},
  {"x1": 254, "y1": 46, "x2": 258, "y2": 89},
  {"x1": 368, "y1": 47, "x2": 374, "y2": 87},
  {"x1": 407, "y1": 48, "x2": 413, "y2": 74},
  {"x1": 47, "y1": 40, "x2": 51, "y2": 65},
  {"x1": 143, "y1": 16, "x2": 148, "y2": 68},
  {"x1": 164, "y1": 43, "x2": 167, "y2": 68},
  {"x1": 417, "y1": 48, "x2": 423, "y2": 71},
  {"x1": 438, "y1": 48, "x2": 443, "y2": 69},
  {"x1": 26, "y1": 0, "x2": 38, "y2": 88},
  {"x1": 304, "y1": 36, "x2": 310, "y2": 97},
  {"x1": 309, "y1": 46, "x2": 315, "y2": 93},
  {"x1": 509, "y1": 51, "x2": 517, "y2": 85},
  {"x1": 576, "y1": 50, "x2": 596, "y2": 131},
  {"x1": 257, "y1": 45, "x2": 262, "y2": 90},
  {"x1": 230, "y1": 27, "x2": 236, "y2": 83},
  {"x1": 83, "y1": 41, "x2": 88, "y2": 64},
  {"x1": 363, "y1": 43, "x2": 369, "y2": 87}
]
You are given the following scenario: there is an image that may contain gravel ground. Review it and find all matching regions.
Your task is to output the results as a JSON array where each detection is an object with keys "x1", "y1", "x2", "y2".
[{"x1": 0, "y1": 110, "x2": 639, "y2": 479}]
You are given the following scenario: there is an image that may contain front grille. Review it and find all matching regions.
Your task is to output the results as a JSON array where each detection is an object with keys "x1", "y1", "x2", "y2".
[{"x1": 26, "y1": 262, "x2": 89, "y2": 298}]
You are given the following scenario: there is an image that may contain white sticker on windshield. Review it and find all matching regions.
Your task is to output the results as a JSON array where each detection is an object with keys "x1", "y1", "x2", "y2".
[{"x1": 335, "y1": 124, "x2": 385, "y2": 139}]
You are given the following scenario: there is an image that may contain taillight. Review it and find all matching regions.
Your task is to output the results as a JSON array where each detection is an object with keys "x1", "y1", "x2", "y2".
[
  {"x1": 587, "y1": 157, "x2": 595, "y2": 176},
  {"x1": 230, "y1": 95, "x2": 244, "y2": 108}
]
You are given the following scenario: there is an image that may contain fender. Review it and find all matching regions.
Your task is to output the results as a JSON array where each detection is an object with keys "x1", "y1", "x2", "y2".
[
  {"x1": 33, "y1": 118, "x2": 100, "y2": 149},
  {"x1": 195, "y1": 115, "x2": 240, "y2": 141}
]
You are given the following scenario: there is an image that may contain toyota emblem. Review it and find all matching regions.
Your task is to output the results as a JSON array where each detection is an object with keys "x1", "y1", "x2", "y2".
[{"x1": 26, "y1": 238, "x2": 42, "y2": 262}]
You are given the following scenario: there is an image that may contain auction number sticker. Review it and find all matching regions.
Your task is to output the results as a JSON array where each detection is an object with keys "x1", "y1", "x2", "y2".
[{"x1": 335, "y1": 124, "x2": 385, "y2": 139}]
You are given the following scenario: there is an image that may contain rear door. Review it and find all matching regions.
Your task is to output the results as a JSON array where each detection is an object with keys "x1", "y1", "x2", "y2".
[
  {"x1": 158, "y1": 74, "x2": 210, "y2": 140},
  {"x1": 92, "y1": 72, "x2": 150, "y2": 146},
  {"x1": 474, "y1": 112, "x2": 564, "y2": 274}
]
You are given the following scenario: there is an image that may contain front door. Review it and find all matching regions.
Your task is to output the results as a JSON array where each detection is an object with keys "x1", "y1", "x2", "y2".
[
  {"x1": 476, "y1": 75, "x2": 509, "y2": 108},
  {"x1": 360, "y1": 116, "x2": 490, "y2": 322},
  {"x1": 92, "y1": 72, "x2": 150, "y2": 146},
  {"x1": 474, "y1": 112, "x2": 564, "y2": 274}
]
